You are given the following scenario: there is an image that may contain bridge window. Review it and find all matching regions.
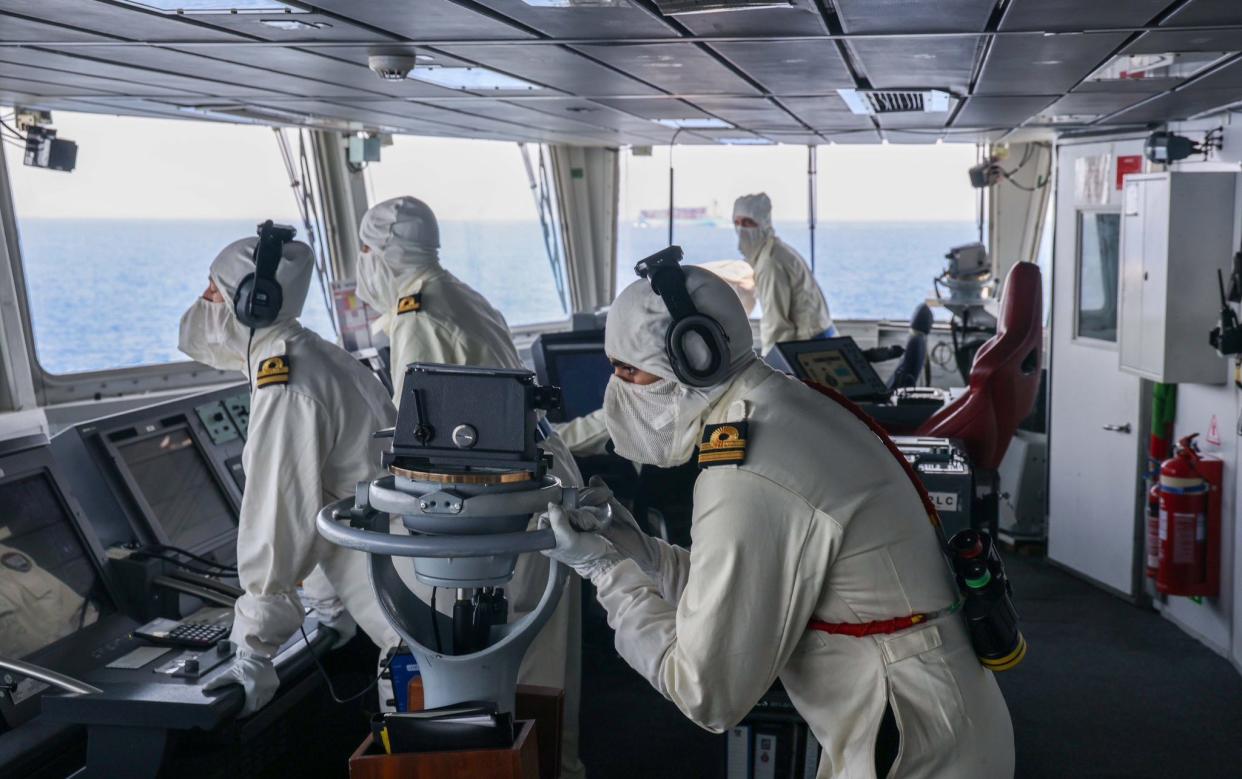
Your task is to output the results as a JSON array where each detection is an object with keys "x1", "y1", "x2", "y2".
[
  {"x1": 363, "y1": 137, "x2": 567, "y2": 327},
  {"x1": 3, "y1": 110, "x2": 335, "y2": 375},
  {"x1": 616, "y1": 142, "x2": 981, "y2": 322}
]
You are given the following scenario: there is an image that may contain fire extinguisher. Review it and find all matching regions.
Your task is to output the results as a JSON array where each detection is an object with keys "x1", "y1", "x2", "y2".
[{"x1": 1157, "y1": 434, "x2": 1220, "y2": 597}]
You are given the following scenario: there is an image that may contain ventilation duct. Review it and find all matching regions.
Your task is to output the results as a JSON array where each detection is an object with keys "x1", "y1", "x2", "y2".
[{"x1": 837, "y1": 89, "x2": 957, "y2": 115}]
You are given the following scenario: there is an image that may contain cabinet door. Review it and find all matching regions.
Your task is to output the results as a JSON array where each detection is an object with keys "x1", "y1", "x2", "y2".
[
  {"x1": 1138, "y1": 176, "x2": 1169, "y2": 377},
  {"x1": 1118, "y1": 180, "x2": 1147, "y2": 372}
]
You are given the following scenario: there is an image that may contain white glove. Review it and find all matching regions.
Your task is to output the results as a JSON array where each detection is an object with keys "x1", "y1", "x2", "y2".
[
  {"x1": 538, "y1": 503, "x2": 623, "y2": 582},
  {"x1": 204, "y1": 652, "x2": 280, "y2": 716},
  {"x1": 576, "y1": 476, "x2": 664, "y2": 581}
]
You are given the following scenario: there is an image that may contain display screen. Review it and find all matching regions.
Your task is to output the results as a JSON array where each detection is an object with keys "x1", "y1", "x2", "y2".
[
  {"x1": 797, "y1": 349, "x2": 863, "y2": 389},
  {"x1": 0, "y1": 472, "x2": 109, "y2": 659},
  {"x1": 114, "y1": 426, "x2": 236, "y2": 550},
  {"x1": 549, "y1": 349, "x2": 613, "y2": 420}
]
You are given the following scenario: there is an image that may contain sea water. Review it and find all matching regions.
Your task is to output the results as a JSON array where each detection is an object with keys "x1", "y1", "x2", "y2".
[{"x1": 14, "y1": 218, "x2": 978, "y2": 374}]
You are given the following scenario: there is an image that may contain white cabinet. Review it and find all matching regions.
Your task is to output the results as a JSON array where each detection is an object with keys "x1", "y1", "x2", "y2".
[{"x1": 1118, "y1": 171, "x2": 1236, "y2": 384}]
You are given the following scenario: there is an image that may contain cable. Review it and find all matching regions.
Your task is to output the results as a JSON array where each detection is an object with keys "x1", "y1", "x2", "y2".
[
  {"x1": 0, "y1": 117, "x2": 25, "y2": 141},
  {"x1": 430, "y1": 587, "x2": 444, "y2": 654},
  {"x1": 299, "y1": 625, "x2": 397, "y2": 705},
  {"x1": 245, "y1": 327, "x2": 255, "y2": 389},
  {"x1": 130, "y1": 551, "x2": 232, "y2": 578}
]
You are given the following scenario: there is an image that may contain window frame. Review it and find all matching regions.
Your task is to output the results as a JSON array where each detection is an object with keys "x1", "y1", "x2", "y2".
[
  {"x1": 0, "y1": 130, "x2": 254, "y2": 407},
  {"x1": 1072, "y1": 206, "x2": 1123, "y2": 347}
]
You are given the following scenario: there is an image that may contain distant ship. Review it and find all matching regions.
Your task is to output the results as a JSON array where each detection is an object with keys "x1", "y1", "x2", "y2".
[{"x1": 635, "y1": 205, "x2": 720, "y2": 228}]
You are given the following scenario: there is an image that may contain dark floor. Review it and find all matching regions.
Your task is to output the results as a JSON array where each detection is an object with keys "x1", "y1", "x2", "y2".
[{"x1": 578, "y1": 554, "x2": 1242, "y2": 779}]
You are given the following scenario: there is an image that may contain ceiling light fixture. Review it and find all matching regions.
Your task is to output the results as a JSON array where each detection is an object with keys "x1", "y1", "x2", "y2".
[
  {"x1": 117, "y1": 0, "x2": 307, "y2": 13},
  {"x1": 1088, "y1": 52, "x2": 1232, "y2": 83},
  {"x1": 410, "y1": 66, "x2": 544, "y2": 92},
  {"x1": 520, "y1": 0, "x2": 630, "y2": 7},
  {"x1": 717, "y1": 136, "x2": 773, "y2": 145},
  {"x1": 259, "y1": 18, "x2": 329, "y2": 30},
  {"x1": 651, "y1": 0, "x2": 793, "y2": 15},
  {"x1": 654, "y1": 117, "x2": 732, "y2": 128}
]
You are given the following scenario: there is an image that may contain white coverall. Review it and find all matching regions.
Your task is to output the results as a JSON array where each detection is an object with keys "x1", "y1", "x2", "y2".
[
  {"x1": 576, "y1": 270, "x2": 1014, "y2": 778},
  {"x1": 0, "y1": 542, "x2": 98, "y2": 658},
  {"x1": 179, "y1": 238, "x2": 400, "y2": 713},
  {"x1": 734, "y1": 192, "x2": 835, "y2": 355},
  {"x1": 358, "y1": 196, "x2": 586, "y2": 779}
]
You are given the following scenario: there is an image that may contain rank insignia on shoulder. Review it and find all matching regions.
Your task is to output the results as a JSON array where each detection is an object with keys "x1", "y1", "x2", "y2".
[
  {"x1": 256, "y1": 355, "x2": 290, "y2": 388},
  {"x1": 397, "y1": 294, "x2": 422, "y2": 315},
  {"x1": 698, "y1": 421, "x2": 748, "y2": 468}
]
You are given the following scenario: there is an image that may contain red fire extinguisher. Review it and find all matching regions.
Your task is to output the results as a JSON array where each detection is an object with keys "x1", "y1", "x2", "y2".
[{"x1": 1157, "y1": 434, "x2": 1222, "y2": 597}]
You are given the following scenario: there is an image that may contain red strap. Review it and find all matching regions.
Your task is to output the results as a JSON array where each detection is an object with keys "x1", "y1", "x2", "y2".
[{"x1": 807, "y1": 613, "x2": 927, "y2": 637}]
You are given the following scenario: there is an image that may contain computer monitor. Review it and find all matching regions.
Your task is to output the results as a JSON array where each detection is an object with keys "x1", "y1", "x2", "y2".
[
  {"x1": 766, "y1": 336, "x2": 891, "y2": 403},
  {"x1": 531, "y1": 330, "x2": 613, "y2": 423},
  {"x1": 106, "y1": 424, "x2": 237, "y2": 553},
  {"x1": 0, "y1": 438, "x2": 114, "y2": 661}
]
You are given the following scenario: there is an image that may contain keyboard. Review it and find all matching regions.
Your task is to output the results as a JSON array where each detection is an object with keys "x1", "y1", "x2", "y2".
[{"x1": 134, "y1": 618, "x2": 231, "y2": 649}]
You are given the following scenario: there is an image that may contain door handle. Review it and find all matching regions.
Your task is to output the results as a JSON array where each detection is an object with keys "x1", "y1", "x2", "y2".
[{"x1": 1102, "y1": 423, "x2": 1132, "y2": 434}]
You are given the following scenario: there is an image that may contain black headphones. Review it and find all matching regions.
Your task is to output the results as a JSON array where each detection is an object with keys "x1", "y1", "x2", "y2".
[
  {"x1": 634, "y1": 246, "x2": 731, "y2": 388},
  {"x1": 233, "y1": 220, "x2": 297, "y2": 329}
]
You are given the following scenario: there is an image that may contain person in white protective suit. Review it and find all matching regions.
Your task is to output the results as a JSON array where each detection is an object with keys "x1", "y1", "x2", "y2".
[
  {"x1": 539, "y1": 261, "x2": 1015, "y2": 778},
  {"x1": 179, "y1": 236, "x2": 400, "y2": 716},
  {"x1": 733, "y1": 192, "x2": 835, "y2": 355},
  {"x1": 355, "y1": 196, "x2": 586, "y2": 779}
]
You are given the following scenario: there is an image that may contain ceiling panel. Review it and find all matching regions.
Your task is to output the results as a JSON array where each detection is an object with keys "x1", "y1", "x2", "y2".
[
  {"x1": 0, "y1": 76, "x2": 115, "y2": 98},
  {"x1": 0, "y1": 13, "x2": 116, "y2": 43},
  {"x1": 1126, "y1": 30, "x2": 1242, "y2": 55},
  {"x1": 302, "y1": 0, "x2": 532, "y2": 41},
  {"x1": 835, "y1": 0, "x2": 995, "y2": 34},
  {"x1": 875, "y1": 112, "x2": 949, "y2": 129},
  {"x1": 0, "y1": 49, "x2": 235, "y2": 97},
  {"x1": 881, "y1": 129, "x2": 945, "y2": 144},
  {"x1": 1073, "y1": 77, "x2": 1182, "y2": 93},
  {"x1": 572, "y1": 43, "x2": 760, "y2": 96},
  {"x1": 999, "y1": 0, "x2": 1171, "y2": 32},
  {"x1": 974, "y1": 33, "x2": 1129, "y2": 95},
  {"x1": 501, "y1": 98, "x2": 677, "y2": 141},
  {"x1": 762, "y1": 131, "x2": 826, "y2": 145},
  {"x1": 848, "y1": 38, "x2": 983, "y2": 92},
  {"x1": 591, "y1": 96, "x2": 710, "y2": 120},
  {"x1": 1176, "y1": 55, "x2": 1242, "y2": 89},
  {"x1": 953, "y1": 95, "x2": 1056, "y2": 126},
  {"x1": 437, "y1": 44, "x2": 659, "y2": 97},
  {"x1": 1106, "y1": 87, "x2": 1242, "y2": 123},
  {"x1": 1042, "y1": 91, "x2": 1150, "y2": 117},
  {"x1": 1160, "y1": 0, "x2": 1242, "y2": 27},
  {"x1": 690, "y1": 97, "x2": 806, "y2": 130},
  {"x1": 37, "y1": 45, "x2": 372, "y2": 99},
  {"x1": 0, "y1": 60, "x2": 185, "y2": 97},
  {"x1": 0, "y1": 2, "x2": 241, "y2": 42},
  {"x1": 709, "y1": 40, "x2": 853, "y2": 94},
  {"x1": 468, "y1": 0, "x2": 677, "y2": 39},
  {"x1": 779, "y1": 96, "x2": 873, "y2": 129},
  {"x1": 672, "y1": 0, "x2": 827, "y2": 36},
  {"x1": 184, "y1": 11, "x2": 394, "y2": 42},
  {"x1": 824, "y1": 128, "x2": 881, "y2": 144},
  {"x1": 168, "y1": 46, "x2": 470, "y2": 99}
]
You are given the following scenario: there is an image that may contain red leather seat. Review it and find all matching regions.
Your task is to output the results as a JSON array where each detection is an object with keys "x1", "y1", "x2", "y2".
[{"x1": 916, "y1": 262, "x2": 1043, "y2": 470}]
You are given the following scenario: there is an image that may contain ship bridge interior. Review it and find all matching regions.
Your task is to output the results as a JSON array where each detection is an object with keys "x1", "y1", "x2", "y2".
[{"x1": 3, "y1": 2, "x2": 1242, "y2": 779}]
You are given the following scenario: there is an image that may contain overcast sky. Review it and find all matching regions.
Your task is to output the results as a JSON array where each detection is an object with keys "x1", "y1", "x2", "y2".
[{"x1": 6, "y1": 110, "x2": 980, "y2": 223}]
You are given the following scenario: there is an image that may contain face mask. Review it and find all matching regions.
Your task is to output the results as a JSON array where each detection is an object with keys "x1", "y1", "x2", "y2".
[
  {"x1": 603, "y1": 377, "x2": 710, "y2": 468},
  {"x1": 736, "y1": 226, "x2": 767, "y2": 261},
  {"x1": 178, "y1": 297, "x2": 249, "y2": 373}
]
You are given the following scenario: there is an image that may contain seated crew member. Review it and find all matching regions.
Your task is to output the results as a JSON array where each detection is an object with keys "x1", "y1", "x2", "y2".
[
  {"x1": 0, "y1": 540, "x2": 99, "y2": 657},
  {"x1": 539, "y1": 261, "x2": 1015, "y2": 778},
  {"x1": 355, "y1": 196, "x2": 586, "y2": 779},
  {"x1": 733, "y1": 192, "x2": 835, "y2": 355},
  {"x1": 179, "y1": 236, "x2": 400, "y2": 715}
]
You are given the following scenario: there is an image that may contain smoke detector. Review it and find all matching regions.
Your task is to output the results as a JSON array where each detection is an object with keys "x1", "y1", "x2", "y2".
[{"x1": 368, "y1": 48, "x2": 419, "y2": 81}]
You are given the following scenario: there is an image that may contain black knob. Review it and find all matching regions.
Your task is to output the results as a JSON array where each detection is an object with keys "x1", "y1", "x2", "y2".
[{"x1": 183, "y1": 657, "x2": 200, "y2": 675}]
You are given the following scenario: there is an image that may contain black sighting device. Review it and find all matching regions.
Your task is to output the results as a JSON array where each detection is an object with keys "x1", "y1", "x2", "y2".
[
  {"x1": 1209, "y1": 268, "x2": 1242, "y2": 357},
  {"x1": 387, "y1": 364, "x2": 562, "y2": 473}
]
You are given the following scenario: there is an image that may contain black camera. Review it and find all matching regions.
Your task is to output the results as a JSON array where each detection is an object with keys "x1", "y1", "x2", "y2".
[{"x1": 388, "y1": 364, "x2": 562, "y2": 473}]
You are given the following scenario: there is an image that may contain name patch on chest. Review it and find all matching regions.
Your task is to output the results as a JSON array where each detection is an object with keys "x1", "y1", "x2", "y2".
[
  {"x1": 256, "y1": 355, "x2": 290, "y2": 388},
  {"x1": 698, "y1": 421, "x2": 748, "y2": 468}
]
